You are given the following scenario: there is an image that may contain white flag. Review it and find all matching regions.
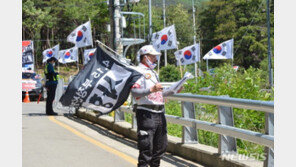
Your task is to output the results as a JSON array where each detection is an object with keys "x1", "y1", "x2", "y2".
[
  {"x1": 67, "y1": 21, "x2": 93, "y2": 48},
  {"x1": 42, "y1": 44, "x2": 60, "y2": 63},
  {"x1": 151, "y1": 25, "x2": 177, "y2": 51},
  {"x1": 58, "y1": 47, "x2": 78, "y2": 64},
  {"x1": 174, "y1": 43, "x2": 200, "y2": 65},
  {"x1": 83, "y1": 48, "x2": 97, "y2": 65},
  {"x1": 203, "y1": 39, "x2": 234, "y2": 60}
]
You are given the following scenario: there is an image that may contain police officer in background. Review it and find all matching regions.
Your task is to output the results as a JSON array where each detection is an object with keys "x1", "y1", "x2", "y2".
[
  {"x1": 131, "y1": 45, "x2": 182, "y2": 167},
  {"x1": 44, "y1": 57, "x2": 59, "y2": 115}
]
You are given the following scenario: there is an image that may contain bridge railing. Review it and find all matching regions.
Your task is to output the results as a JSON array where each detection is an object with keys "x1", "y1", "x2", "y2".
[{"x1": 115, "y1": 93, "x2": 274, "y2": 167}]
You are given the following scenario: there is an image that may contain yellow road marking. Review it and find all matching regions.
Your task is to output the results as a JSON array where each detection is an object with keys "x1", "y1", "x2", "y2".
[{"x1": 48, "y1": 116, "x2": 137, "y2": 165}]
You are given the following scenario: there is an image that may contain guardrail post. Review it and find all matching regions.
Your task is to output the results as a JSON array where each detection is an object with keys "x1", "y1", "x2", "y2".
[
  {"x1": 114, "y1": 109, "x2": 125, "y2": 122},
  {"x1": 181, "y1": 101, "x2": 198, "y2": 144},
  {"x1": 131, "y1": 97, "x2": 137, "y2": 129},
  {"x1": 218, "y1": 104, "x2": 237, "y2": 154},
  {"x1": 264, "y1": 113, "x2": 274, "y2": 167},
  {"x1": 132, "y1": 113, "x2": 137, "y2": 129}
]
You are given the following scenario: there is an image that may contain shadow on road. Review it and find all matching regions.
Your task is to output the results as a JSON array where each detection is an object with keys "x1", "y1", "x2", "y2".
[
  {"x1": 63, "y1": 113, "x2": 202, "y2": 167},
  {"x1": 22, "y1": 113, "x2": 49, "y2": 117}
]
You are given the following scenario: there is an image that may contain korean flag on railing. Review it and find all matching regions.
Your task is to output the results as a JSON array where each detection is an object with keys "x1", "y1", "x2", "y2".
[
  {"x1": 151, "y1": 25, "x2": 177, "y2": 51},
  {"x1": 203, "y1": 39, "x2": 234, "y2": 60},
  {"x1": 59, "y1": 45, "x2": 142, "y2": 115},
  {"x1": 174, "y1": 43, "x2": 200, "y2": 65},
  {"x1": 84, "y1": 48, "x2": 96, "y2": 65},
  {"x1": 58, "y1": 47, "x2": 78, "y2": 64},
  {"x1": 67, "y1": 21, "x2": 93, "y2": 48},
  {"x1": 42, "y1": 44, "x2": 60, "y2": 63}
]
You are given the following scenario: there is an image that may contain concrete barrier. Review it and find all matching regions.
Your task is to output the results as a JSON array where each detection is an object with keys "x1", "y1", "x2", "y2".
[{"x1": 76, "y1": 108, "x2": 263, "y2": 167}]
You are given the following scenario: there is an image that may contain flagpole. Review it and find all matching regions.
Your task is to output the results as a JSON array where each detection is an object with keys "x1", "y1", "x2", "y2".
[
  {"x1": 178, "y1": 59, "x2": 183, "y2": 78},
  {"x1": 206, "y1": 59, "x2": 209, "y2": 72},
  {"x1": 157, "y1": 57, "x2": 160, "y2": 74},
  {"x1": 82, "y1": 48, "x2": 85, "y2": 66},
  {"x1": 89, "y1": 18, "x2": 94, "y2": 48},
  {"x1": 32, "y1": 41, "x2": 37, "y2": 70},
  {"x1": 95, "y1": 40, "x2": 121, "y2": 57},
  {"x1": 192, "y1": 0, "x2": 198, "y2": 82},
  {"x1": 199, "y1": 39, "x2": 202, "y2": 74},
  {"x1": 58, "y1": 62, "x2": 60, "y2": 73},
  {"x1": 162, "y1": 0, "x2": 168, "y2": 66},
  {"x1": 77, "y1": 46, "x2": 80, "y2": 71},
  {"x1": 231, "y1": 38, "x2": 234, "y2": 67},
  {"x1": 176, "y1": 44, "x2": 183, "y2": 78}
]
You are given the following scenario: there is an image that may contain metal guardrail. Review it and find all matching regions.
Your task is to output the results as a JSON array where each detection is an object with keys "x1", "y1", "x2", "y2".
[
  {"x1": 166, "y1": 93, "x2": 274, "y2": 113},
  {"x1": 60, "y1": 77, "x2": 273, "y2": 166},
  {"x1": 117, "y1": 93, "x2": 274, "y2": 167}
]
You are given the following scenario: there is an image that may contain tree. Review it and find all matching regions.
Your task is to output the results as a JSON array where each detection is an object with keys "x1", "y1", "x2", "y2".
[
  {"x1": 198, "y1": 0, "x2": 274, "y2": 69},
  {"x1": 22, "y1": 0, "x2": 110, "y2": 66}
]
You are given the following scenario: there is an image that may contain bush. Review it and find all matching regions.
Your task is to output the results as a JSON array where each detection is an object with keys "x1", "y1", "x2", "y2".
[
  {"x1": 165, "y1": 64, "x2": 273, "y2": 159},
  {"x1": 159, "y1": 64, "x2": 181, "y2": 82}
]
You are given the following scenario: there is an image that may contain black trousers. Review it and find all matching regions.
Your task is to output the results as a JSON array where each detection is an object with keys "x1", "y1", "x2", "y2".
[
  {"x1": 46, "y1": 84, "x2": 57, "y2": 114},
  {"x1": 136, "y1": 109, "x2": 168, "y2": 167}
]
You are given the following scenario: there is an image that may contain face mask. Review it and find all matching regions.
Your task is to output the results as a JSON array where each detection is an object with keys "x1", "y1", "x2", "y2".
[
  {"x1": 53, "y1": 63, "x2": 56, "y2": 66},
  {"x1": 145, "y1": 56, "x2": 157, "y2": 69}
]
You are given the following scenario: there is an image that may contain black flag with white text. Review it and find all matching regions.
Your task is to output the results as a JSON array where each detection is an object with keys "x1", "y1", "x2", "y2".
[{"x1": 60, "y1": 45, "x2": 142, "y2": 115}]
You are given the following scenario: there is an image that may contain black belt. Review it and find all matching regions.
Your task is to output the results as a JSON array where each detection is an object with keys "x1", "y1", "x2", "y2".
[{"x1": 138, "y1": 104, "x2": 164, "y2": 111}]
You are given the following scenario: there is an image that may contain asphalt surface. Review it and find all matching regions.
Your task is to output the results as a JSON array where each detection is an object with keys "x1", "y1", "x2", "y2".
[{"x1": 22, "y1": 102, "x2": 204, "y2": 167}]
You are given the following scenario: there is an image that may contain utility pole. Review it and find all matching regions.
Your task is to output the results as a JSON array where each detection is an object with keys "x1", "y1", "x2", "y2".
[
  {"x1": 266, "y1": 0, "x2": 273, "y2": 88},
  {"x1": 163, "y1": 0, "x2": 167, "y2": 66},
  {"x1": 109, "y1": 0, "x2": 123, "y2": 56},
  {"x1": 148, "y1": 0, "x2": 152, "y2": 43}
]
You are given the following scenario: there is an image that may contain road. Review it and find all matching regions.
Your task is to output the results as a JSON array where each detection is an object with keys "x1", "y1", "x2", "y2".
[{"x1": 22, "y1": 102, "x2": 204, "y2": 167}]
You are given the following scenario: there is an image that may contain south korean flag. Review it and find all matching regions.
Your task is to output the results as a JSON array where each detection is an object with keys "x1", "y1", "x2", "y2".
[
  {"x1": 151, "y1": 25, "x2": 178, "y2": 51},
  {"x1": 84, "y1": 48, "x2": 96, "y2": 65},
  {"x1": 174, "y1": 43, "x2": 200, "y2": 65},
  {"x1": 67, "y1": 21, "x2": 93, "y2": 48},
  {"x1": 203, "y1": 39, "x2": 234, "y2": 60},
  {"x1": 42, "y1": 44, "x2": 60, "y2": 63},
  {"x1": 58, "y1": 47, "x2": 78, "y2": 64}
]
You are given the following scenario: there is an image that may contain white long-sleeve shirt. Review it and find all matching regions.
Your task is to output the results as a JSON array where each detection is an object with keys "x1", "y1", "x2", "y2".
[{"x1": 131, "y1": 63, "x2": 173, "y2": 113}]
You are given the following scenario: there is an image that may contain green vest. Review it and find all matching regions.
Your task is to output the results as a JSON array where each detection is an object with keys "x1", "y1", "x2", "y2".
[{"x1": 44, "y1": 63, "x2": 58, "y2": 82}]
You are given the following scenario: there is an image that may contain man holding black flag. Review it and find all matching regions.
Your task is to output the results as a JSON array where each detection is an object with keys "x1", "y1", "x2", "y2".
[
  {"x1": 44, "y1": 57, "x2": 59, "y2": 115},
  {"x1": 131, "y1": 45, "x2": 182, "y2": 167}
]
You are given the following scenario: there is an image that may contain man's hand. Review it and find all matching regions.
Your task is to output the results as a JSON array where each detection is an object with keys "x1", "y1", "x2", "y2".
[{"x1": 150, "y1": 83, "x2": 163, "y2": 93}]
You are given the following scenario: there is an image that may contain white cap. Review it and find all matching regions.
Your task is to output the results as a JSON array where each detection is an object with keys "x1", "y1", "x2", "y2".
[{"x1": 137, "y1": 45, "x2": 161, "y2": 62}]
